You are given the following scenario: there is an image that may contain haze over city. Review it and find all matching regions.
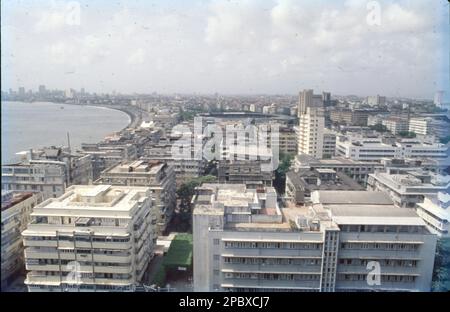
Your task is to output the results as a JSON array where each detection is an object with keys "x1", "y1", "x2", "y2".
[{"x1": 1, "y1": 0, "x2": 449, "y2": 98}]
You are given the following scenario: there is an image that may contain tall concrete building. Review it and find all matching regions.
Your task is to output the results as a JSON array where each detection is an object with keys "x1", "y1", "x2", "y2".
[
  {"x1": 95, "y1": 160, "x2": 176, "y2": 234},
  {"x1": 298, "y1": 89, "x2": 323, "y2": 116},
  {"x1": 297, "y1": 107, "x2": 325, "y2": 159},
  {"x1": 192, "y1": 185, "x2": 437, "y2": 292},
  {"x1": 1, "y1": 191, "x2": 42, "y2": 289},
  {"x1": 22, "y1": 185, "x2": 156, "y2": 292},
  {"x1": 297, "y1": 89, "x2": 325, "y2": 159}
]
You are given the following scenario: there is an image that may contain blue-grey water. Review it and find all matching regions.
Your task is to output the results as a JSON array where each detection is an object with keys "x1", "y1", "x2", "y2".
[{"x1": 1, "y1": 101, "x2": 130, "y2": 164}]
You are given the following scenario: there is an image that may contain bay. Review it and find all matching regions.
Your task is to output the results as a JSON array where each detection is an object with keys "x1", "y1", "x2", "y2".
[{"x1": 1, "y1": 101, "x2": 130, "y2": 164}]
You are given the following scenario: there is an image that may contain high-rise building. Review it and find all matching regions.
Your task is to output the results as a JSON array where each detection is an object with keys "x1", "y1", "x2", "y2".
[
  {"x1": 296, "y1": 107, "x2": 325, "y2": 159},
  {"x1": 434, "y1": 91, "x2": 444, "y2": 108},
  {"x1": 298, "y1": 89, "x2": 323, "y2": 116},
  {"x1": 22, "y1": 184, "x2": 156, "y2": 292},
  {"x1": 192, "y1": 185, "x2": 437, "y2": 292},
  {"x1": 18, "y1": 87, "x2": 25, "y2": 96},
  {"x1": 38, "y1": 85, "x2": 46, "y2": 95},
  {"x1": 297, "y1": 90, "x2": 325, "y2": 159}
]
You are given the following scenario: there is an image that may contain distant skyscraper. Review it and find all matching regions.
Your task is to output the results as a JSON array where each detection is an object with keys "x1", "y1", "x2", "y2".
[
  {"x1": 18, "y1": 87, "x2": 25, "y2": 96},
  {"x1": 80, "y1": 87, "x2": 85, "y2": 95},
  {"x1": 322, "y1": 92, "x2": 331, "y2": 102},
  {"x1": 298, "y1": 89, "x2": 323, "y2": 116},
  {"x1": 38, "y1": 85, "x2": 46, "y2": 95},
  {"x1": 367, "y1": 95, "x2": 386, "y2": 107},
  {"x1": 434, "y1": 91, "x2": 444, "y2": 108}
]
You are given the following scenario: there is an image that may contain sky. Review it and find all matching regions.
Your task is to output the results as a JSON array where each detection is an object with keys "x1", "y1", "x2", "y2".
[{"x1": 1, "y1": 0, "x2": 449, "y2": 99}]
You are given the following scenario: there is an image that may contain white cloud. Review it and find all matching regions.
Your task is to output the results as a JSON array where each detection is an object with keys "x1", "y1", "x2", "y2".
[
  {"x1": 1, "y1": 0, "x2": 448, "y2": 98},
  {"x1": 127, "y1": 48, "x2": 146, "y2": 65}
]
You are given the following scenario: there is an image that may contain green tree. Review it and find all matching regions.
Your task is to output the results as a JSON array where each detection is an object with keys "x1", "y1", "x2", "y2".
[
  {"x1": 440, "y1": 136, "x2": 450, "y2": 144},
  {"x1": 177, "y1": 175, "x2": 217, "y2": 212},
  {"x1": 369, "y1": 124, "x2": 388, "y2": 133},
  {"x1": 274, "y1": 152, "x2": 294, "y2": 194},
  {"x1": 398, "y1": 131, "x2": 416, "y2": 138}
]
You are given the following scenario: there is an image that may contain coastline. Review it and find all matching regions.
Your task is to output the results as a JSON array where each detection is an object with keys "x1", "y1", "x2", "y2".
[{"x1": 1, "y1": 101, "x2": 138, "y2": 163}]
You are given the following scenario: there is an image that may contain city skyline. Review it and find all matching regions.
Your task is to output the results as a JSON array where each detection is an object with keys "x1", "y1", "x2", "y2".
[{"x1": 1, "y1": 0, "x2": 449, "y2": 99}]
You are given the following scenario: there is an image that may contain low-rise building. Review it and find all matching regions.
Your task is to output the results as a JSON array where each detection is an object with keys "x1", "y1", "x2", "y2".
[
  {"x1": 193, "y1": 185, "x2": 437, "y2": 292},
  {"x1": 336, "y1": 136, "x2": 449, "y2": 162},
  {"x1": 367, "y1": 169, "x2": 450, "y2": 208},
  {"x1": 80, "y1": 143, "x2": 138, "y2": 180},
  {"x1": 322, "y1": 131, "x2": 337, "y2": 159},
  {"x1": 382, "y1": 117, "x2": 409, "y2": 135},
  {"x1": 293, "y1": 154, "x2": 384, "y2": 185},
  {"x1": 218, "y1": 146, "x2": 275, "y2": 186},
  {"x1": 1, "y1": 191, "x2": 42, "y2": 289},
  {"x1": 95, "y1": 160, "x2": 176, "y2": 234},
  {"x1": 22, "y1": 184, "x2": 156, "y2": 292},
  {"x1": 330, "y1": 109, "x2": 369, "y2": 126},
  {"x1": 285, "y1": 169, "x2": 363, "y2": 204},
  {"x1": 409, "y1": 117, "x2": 450, "y2": 139},
  {"x1": 416, "y1": 192, "x2": 450, "y2": 238},
  {"x1": 2, "y1": 160, "x2": 67, "y2": 199}
]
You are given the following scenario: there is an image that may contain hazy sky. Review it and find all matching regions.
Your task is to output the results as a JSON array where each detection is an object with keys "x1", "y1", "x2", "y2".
[{"x1": 1, "y1": 0, "x2": 449, "y2": 98}]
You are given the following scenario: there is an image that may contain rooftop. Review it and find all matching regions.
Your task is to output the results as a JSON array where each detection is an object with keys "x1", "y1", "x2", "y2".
[
  {"x1": 32, "y1": 185, "x2": 151, "y2": 215},
  {"x1": 312, "y1": 190, "x2": 393, "y2": 205},
  {"x1": 102, "y1": 160, "x2": 165, "y2": 175}
]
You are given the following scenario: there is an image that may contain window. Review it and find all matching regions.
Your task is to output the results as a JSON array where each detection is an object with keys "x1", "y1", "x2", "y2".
[{"x1": 213, "y1": 239, "x2": 220, "y2": 245}]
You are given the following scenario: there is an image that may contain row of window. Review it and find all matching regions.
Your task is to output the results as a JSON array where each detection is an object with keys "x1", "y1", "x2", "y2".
[
  {"x1": 223, "y1": 257, "x2": 321, "y2": 266},
  {"x1": 340, "y1": 243, "x2": 420, "y2": 251},
  {"x1": 337, "y1": 274, "x2": 416, "y2": 283},
  {"x1": 224, "y1": 272, "x2": 321, "y2": 281},
  {"x1": 338, "y1": 259, "x2": 418, "y2": 267},
  {"x1": 224, "y1": 242, "x2": 322, "y2": 250},
  {"x1": 26, "y1": 236, "x2": 131, "y2": 243}
]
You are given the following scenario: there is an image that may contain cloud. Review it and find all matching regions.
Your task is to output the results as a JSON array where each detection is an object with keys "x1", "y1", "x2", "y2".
[
  {"x1": 1, "y1": 0, "x2": 448, "y2": 98},
  {"x1": 127, "y1": 48, "x2": 146, "y2": 65}
]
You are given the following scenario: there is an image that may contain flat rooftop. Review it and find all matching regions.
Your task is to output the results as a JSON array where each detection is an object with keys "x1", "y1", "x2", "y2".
[
  {"x1": 32, "y1": 185, "x2": 151, "y2": 215},
  {"x1": 103, "y1": 160, "x2": 165, "y2": 175}
]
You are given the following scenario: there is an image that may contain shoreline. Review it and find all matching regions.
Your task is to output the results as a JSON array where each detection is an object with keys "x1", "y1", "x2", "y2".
[
  {"x1": 1, "y1": 101, "x2": 140, "y2": 163},
  {"x1": 2, "y1": 100, "x2": 142, "y2": 132}
]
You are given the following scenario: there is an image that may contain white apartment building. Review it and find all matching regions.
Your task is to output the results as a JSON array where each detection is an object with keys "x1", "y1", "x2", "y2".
[
  {"x1": 336, "y1": 136, "x2": 449, "y2": 162},
  {"x1": 2, "y1": 160, "x2": 67, "y2": 199},
  {"x1": 22, "y1": 184, "x2": 156, "y2": 292},
  {"x1": 409, "y1": 117, "x2": 450, "y2": 138},
  {"x1": 297, "y1": 107, "x2": 325, "y2": 159},
  {"x1": 382, "y1": 117, "x2": 409, "y2": 135},
  {"x1": 367, "y1": 169, "x2": 450, "y2": 208},
  {"x1": 416, "y1": 192, "x2": 450, "y2": 238},
  {"x1": 367, "y1": 95, "x2": 386, "y2": 107},
  {"x1": 193, "y1": 185, "x2": 437, "y2": 292},
  {"x1": 1, "y1": 191, "x2": 42, "y2": 289},
  {"x1": 95, "y1": 160, "x2": 176, "y2": 234}
]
